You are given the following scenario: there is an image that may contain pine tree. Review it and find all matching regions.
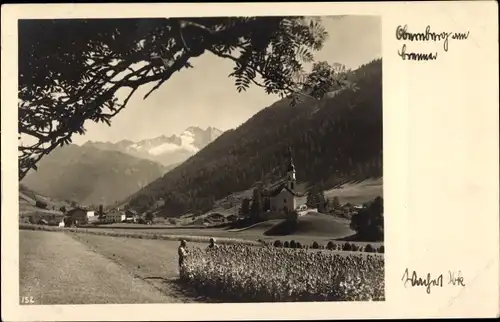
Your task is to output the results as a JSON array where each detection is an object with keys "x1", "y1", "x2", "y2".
[
  {"x1": 331, "y1": 196, "x2": 341, "y2": 209},
  {"x1": 240, "y1": 198, "x2": 251, "y2": 218},
  {"x1": 306, "y1": 184, "x2": 327, "y2": 212},
  {"x1": 306, "y1": 185, "x2": 319, "y2": 209},
  {"x1": 250, "y1": 187, "x2": 262, "y2": 221}
]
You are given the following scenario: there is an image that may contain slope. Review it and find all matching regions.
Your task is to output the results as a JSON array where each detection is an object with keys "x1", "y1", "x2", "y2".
[
  {"x1": 21, "y1": 144, "x2": 166, "y2": 206},
  {"x1": 128, "y1": 59, "x2": 382, "y2": 216}
]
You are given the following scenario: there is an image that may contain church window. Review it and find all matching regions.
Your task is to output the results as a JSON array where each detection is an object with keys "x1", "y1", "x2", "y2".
[
  {"x1": 284, "y1": 199, "x2": 287, "y2": 203},
  {"x1": 291, "y1": 182, "x2": 294, "y2": 190}
]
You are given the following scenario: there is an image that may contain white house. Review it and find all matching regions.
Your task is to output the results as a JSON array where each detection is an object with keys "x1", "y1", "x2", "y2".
[
  {"x1": 105, "y1": 209, "x2": 126, "y2": 223},
  {"x1": 86, "y1": 211, "x2": 95, "y2": 218}
]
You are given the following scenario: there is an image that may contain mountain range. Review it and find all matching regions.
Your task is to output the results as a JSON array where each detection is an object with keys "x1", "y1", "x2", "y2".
[
  {"x1": 21, "y1": 126, "x2": 223, "y2": 206},
  {"x1": 126, "y1": 58, "x2": 383, "y2": 217},
  {"x1": 82, "y1": 126, "x2": 223, "y2": 167}
]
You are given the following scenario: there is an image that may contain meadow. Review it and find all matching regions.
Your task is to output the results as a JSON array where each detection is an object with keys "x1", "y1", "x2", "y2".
[
  {"x1": 19, "y1": 230, "x2": 180, "y2": 304},
  {"x1": 20, "y1": 220, "x2": 383, "y2": 251}
]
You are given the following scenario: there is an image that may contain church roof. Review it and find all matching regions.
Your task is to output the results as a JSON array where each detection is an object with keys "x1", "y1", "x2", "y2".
[{"x1": 267, "y1": 182, "x2": 301, "y2": 197}]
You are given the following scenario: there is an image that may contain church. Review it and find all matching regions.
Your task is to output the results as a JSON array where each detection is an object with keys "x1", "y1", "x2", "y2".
[{"x1": 263, "y1": 151, "x2": 305, "y2": 213}]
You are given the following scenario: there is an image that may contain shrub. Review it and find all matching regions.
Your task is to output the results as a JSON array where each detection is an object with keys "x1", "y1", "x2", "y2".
[
  {"x1": 326, "y1": 241, "x2": 335, "y2": 250},
  {"x1": 342, "y1": 242, "x2": 352, "y2": 251},
  {"x1": 35, "y1": 200, "x2": 48, "y2": 209},
  {"x1": 296, "y1": 242, "x2": 302, "y2": 249},
  {"x1": 351, "y1": 244, "x2": 359, "y2": 252},
  {"x1": 312, "y1": 241, "x2": 319, "y2": 249},
  {"x1": 290, "y1": 240, "x2": 296, "y2": 249},
  {"x1": 273, "y1": 240, "x2": 283, "y2": 248},
  {"x1": 350, "y1": 196, "x2": 384, "y2": 241},
  {"x1": 364, "y1": 244, "x2": 375, "y2": 253},
  {"x1": 378, "y1": 245, "x2": 385, "y2": 253},
  {"x1": 283, "y1": 241, "x2": 290, "y2": 248},
  {"x1": 181, "y1": 244, "x2": 385, "y2": 302}
]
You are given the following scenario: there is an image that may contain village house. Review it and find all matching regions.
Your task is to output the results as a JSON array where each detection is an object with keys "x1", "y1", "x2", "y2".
[
  {"x1": 66, "y1": 207, "x2": 88, "y2": 226},
  {"x1": 104, "y1": 209, "x2": 126, "y2": 223},
  {"x1": 86, "y1": 210, "x2": 101, "y2": 224},
  {"x1": 124, "y1": 209, "x2": 139, "y2": 223}
]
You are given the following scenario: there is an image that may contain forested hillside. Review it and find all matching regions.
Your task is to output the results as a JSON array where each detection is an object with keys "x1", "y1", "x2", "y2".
[
  {"x1": 21, "y1": 144, "x2": 166, "y2": 206},
  {"x1": 128, "y1": 59, "x2": 382, "y2": 216}
]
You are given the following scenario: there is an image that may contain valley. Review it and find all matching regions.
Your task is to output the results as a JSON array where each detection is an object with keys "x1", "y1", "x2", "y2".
[
  {"x1": 19, "y1": 59, "x2": 383, "y2": 244},
  {"x1": 20, "y1": 126, "x2": 222, "y2": 207},
  {"x1": 16, "y1": 15, "x2": 386, "y2": 307}
]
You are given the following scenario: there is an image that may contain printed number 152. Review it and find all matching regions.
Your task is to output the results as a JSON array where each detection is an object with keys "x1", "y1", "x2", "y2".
[{"x1": 21, "y1": 296, "x2": 35, "y2": 304}]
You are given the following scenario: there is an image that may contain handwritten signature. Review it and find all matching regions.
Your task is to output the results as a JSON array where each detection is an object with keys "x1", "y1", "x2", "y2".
[{"x1": 401, "y1": 268, "x2": 465, "y2": 294}]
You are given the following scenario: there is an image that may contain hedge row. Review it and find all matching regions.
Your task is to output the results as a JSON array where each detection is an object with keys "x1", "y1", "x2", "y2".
[{"x1": 261, "y1": 239, "x2": 384, "y2": 253}]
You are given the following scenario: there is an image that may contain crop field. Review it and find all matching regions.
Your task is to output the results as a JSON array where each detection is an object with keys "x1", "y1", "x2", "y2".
[{"x1": 181, "y1": 244, "x2": 385, "y2": 302}]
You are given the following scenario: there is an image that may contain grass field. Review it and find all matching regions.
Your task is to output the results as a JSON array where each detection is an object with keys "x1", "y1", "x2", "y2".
[
  {"x1": 263, "y1": 212, "x2": 355, "y2": 238},
  {"x1": 20, "y1": 224, "x2": 262, "y2": 246},
  {"x1": 21, "y1": 208, "x2": 383, "y2": 249},
  {"x1": 92, "y1": 213, "x2": 379, "y2": 247},
  {"x1": 324, "y1": 177, "x2": 383, "y2": 205},
  {"x1": 19, "y1": 230, "x2": 186, "y2": 304}
]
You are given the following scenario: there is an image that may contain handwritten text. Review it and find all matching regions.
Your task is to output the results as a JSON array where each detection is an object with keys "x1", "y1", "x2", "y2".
[
  {"x1": 396, "y1": 25, "x2": 470, "y2": 61},
  {"x1": 401, "y1": 268, "x2": 466, "y2": 294}
]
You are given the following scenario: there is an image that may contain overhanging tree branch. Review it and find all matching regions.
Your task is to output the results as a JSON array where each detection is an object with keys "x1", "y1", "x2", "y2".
[{"x1": 18, "y1": 17, "x2": 347, "y2": 181}]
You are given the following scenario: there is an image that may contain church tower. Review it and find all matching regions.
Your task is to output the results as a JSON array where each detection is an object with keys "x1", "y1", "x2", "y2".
[{"x1": 286, "y1": 148, "x2": 296, "y2": 191}]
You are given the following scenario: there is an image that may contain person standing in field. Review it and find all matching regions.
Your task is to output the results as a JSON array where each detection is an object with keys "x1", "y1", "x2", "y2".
[
  {"x1": 207, "y1": 237, "x2": 218, "y2": 250},
  {"x1": 178, "y1": 239, "x2": 188, "y2": 273}
]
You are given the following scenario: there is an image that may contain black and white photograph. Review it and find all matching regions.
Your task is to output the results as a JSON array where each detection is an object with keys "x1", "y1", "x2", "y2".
[{"x1": 17, "y1": 14, "x2": 383, "y2": 305}]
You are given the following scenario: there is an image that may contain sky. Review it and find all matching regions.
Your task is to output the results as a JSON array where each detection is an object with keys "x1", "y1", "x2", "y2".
[{"x1": 72, "y1": 15, "x2": 381, "y2": 145}]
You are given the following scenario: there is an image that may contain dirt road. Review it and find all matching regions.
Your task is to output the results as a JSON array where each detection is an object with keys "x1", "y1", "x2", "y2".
[{"x1": 19, "y1": 230, "x2": 195, "y2": 304}]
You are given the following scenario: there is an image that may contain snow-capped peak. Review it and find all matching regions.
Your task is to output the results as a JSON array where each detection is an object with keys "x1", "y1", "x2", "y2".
[{"x1": 82, "y1": 126, "x2": 223, "y2": 167}]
